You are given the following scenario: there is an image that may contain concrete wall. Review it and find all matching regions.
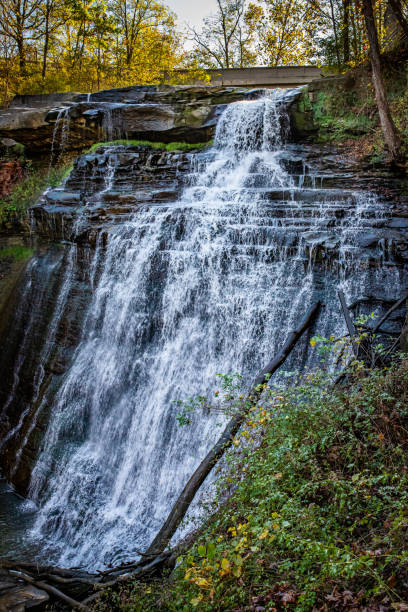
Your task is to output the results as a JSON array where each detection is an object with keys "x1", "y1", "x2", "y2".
[{"x1": 177, "y1": 66, "x2": 323, "y2": 88}]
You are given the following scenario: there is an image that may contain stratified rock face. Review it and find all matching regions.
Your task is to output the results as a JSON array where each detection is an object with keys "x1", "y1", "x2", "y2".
[
  {"x1": 31, "y1": 145, "x2": 193, "y2": 244},
  {"x1": 0, "y1": 145, "x2": 194, "y2": 493},
  {"x1": 1, "y1": 138, "x2": 408, "y2": 499},
  {"x1": 0, "y1": 85, "x2": 263, "y2": 155},
  {"x1": 0, "y1": 575, "x2": 49, "y2": 611}
]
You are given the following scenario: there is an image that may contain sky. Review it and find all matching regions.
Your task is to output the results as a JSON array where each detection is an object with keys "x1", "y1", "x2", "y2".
[{"x1": 165, "y1": 0, "x2": 218, "y2": 28}]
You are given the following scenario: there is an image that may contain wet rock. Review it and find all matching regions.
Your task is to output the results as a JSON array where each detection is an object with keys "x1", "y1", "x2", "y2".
[
  {"x1": 2, "y1": 136, "x2": 408, "y2": 500},
  {"x1": 0, "y1": 584, "x2": 49, "y2": 611},
  {"x1": 0, "y1": 85, "x2": 264, "y2": 156},
  {"x1": 356, "y1": 232, "x2": 379, "y2": 248},
  {"x1": 387, "y1": 217, "x2": 408, "y2": 228}
]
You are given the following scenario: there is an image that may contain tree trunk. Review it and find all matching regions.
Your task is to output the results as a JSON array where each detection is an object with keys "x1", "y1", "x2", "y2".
[
  {"x1": 17, "y1": 37, "x2": 26, "y2": 73},
  {"x1": 42, "y1": 16, "x2": 50, "y2": 78},
  {"x1": 362, "y1": 0, "x2": 401, "y2": 162},
  {"x1": 144, "y1": 301, "x2": 321, "y2": 557},
  {"x1": 329, "y1": 0, "x2": 341, "y2": 68},
  {"x1": 388, "y1": 0, "x2": 408, "y2": 41},
  {"x1": 343, "y1": 0, "x2": 350, "y2": 63}
]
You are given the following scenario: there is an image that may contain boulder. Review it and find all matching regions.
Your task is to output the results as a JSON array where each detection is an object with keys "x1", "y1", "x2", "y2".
[{"x1": 0, "y1": 584, "x2": 49, "y2": 611}]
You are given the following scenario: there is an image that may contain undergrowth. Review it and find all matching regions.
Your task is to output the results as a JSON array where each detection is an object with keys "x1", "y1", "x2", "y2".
[
  {"x1": 0, "y1": 164, "x2": 70, "y2": 224},
  {"x1": 85, "y1": 140, "x2": 213, "y2": 154},
  {"x1": 0, "y1": 246, "x2": 33, "y2": 261},
  {"x1": 298, "y1": 55, "x2": 408, "y2": 163},
  {"x1": 97, "y1": 355, "x2": 408, "y2": 611}
]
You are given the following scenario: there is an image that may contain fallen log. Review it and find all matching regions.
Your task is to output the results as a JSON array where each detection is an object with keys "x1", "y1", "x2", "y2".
[
  {"x1": 9, "y1": 570, "x2": 90, "y2": 610},
  {"x1": 0, "y1": 302, "x2": 320, "y2": 608},
  {"x1": 144, "y1": 301, "x2": 321, "y2": 557},
  {"x1": 338, "y1": 291, "x2": 359, "y2": 357},
  {"x1": 372, "y1": 291, "x2": 408, "y2": 334}
]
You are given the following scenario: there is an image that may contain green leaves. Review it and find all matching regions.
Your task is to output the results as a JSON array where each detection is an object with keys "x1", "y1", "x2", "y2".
[{"x1": 106, "y1": 358, "x2": 408, "y2": 611}]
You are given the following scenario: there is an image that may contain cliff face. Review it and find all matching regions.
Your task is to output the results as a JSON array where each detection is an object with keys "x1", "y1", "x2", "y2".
[
  {"x1": 0, "y1": 85, "x2": 407, "y2": 499},
  {"x1": 0, "y1": 146, "x2": 193, "y2": 493},
  {"x1": 0, "y1": 85, "x2": 263, "y2": 155}
]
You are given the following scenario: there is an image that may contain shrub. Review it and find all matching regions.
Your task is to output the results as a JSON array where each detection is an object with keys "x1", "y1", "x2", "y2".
[
  {"x1": 0, "y1": 164, "x2": 69, "y2": 224},
  {"x1": 101, "y1": 356, "x2": 408, "y2": 611}
]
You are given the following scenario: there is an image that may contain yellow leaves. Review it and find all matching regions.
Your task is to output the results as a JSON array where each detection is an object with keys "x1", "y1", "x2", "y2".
[
  {"x1": 234, "y1": 535, "x2": 248, "y2": 552},
  {"x1": 233, "y1": 565, "x2": 242, "y2": 578},
  {"x1": 190, "y1": 596, "x2": 203, "y2": 607},
  {"x1": 273, "y1": 472, "x2": 283, "y2": 479},
  {"x1": 195, "y1": 578, "x2": 210, "y2": 588},
  {"x1": 259, "y1": 528, "x2": 269, "y2": 540},
  {"x1": 310, "y1": 338, "x2": 317, "y2": 347},
  {"x1": 218, "y1": 554, "x2": 244, "y2": 578},
  {"x1": 221, "y1": 557, "x2": 230, "y2": 570},
  {"x1": 219, "y1": 557, "x2": 231, "y2": 577}
]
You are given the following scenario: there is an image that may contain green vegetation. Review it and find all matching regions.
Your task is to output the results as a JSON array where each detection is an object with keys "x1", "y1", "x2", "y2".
[
  {"x1": 0, "y1": 164, "x2": 70, "y2": 224},
  {"x1": 85, "y1": 140, "x2": 213, "y2": 154},
  {"x1": 298, "y1": 89, "x2": 376, "y2": 142},
  {"x1": 0, "y1": 246, "x2": 34, "y2": 261},
  {"x1": 97, "y1": 352, "x2": 408, "y2": 611},
  {"x1": 296, "y1": 59, "x2": 408, "y2": 162}
]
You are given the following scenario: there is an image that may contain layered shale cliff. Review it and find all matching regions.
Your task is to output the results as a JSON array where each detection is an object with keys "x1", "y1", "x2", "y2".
[{"x1": 0, "y1": 87, "x2": 407, "y2": 583}]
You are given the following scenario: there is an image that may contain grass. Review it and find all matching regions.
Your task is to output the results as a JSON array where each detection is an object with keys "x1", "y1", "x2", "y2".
[
  {"x1": 0, "y1": 164, "x2": 70, "y2": 225},
  {"x1": 0, "y1": 246, "x2": 34, "y2": 261},
  {"x1": 85, "y1": 139, "x2": 213, "y2": 154},
  {"x1": 95, "y1": 354, "x2": 408, "y2": 611}
]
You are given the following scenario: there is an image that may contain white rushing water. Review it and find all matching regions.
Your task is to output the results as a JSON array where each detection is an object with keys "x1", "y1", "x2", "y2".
[{"x1": 23, "y1": 90, "x2": 400, "y2": 569}]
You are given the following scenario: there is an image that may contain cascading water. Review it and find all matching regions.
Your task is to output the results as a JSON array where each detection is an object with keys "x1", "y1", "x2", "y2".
[
  {"x1": 1, "y1": 90, "x2": 403, "y2": 568},
  {"x1": 49, "y1": 107, "x2": 71, "y2": 168}
]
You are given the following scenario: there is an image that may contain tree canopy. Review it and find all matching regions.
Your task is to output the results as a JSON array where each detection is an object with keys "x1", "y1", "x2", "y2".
[{"x1": 1, "y1": 0, "x2": 408, "y2": 105}]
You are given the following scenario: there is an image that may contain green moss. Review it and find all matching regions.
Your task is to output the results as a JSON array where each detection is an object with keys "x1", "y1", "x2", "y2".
[
  {"x1": 293, "y1": 62, "x2": 408, "y2": 161},
  {"x1": 0, "y1": 246, "x2": 34, "y2": 261},
  {"x1": 0, "y1": 164, "x2": 70, "y2": 224},
  {"x1": 101, "y1": 357, "x2": 408, "y2": 611},
  {"x1": 85, "y1": 139, "x2": 213, "y2": 154},
  {"x1": 302, "y1": 88, "x2": 376, "y2": 143}
]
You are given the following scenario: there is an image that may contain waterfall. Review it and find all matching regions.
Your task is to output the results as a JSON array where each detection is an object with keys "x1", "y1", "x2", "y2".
[
  {"x1": 4, "y1": 90, "x2": 402, "y2": 569},
  {"x1": 49, "y1": 108, "x2": 71, "y2": 167}
]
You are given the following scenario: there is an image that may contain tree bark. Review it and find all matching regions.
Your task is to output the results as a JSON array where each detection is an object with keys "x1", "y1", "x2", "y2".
[
  {"x1": 17, "y1": 36, "x2": 26, "y2": 73},
  {"x1": 329, "y1": 0, "x2": 341, "y2": 68},
  {"x1": 144, "y1": 301, "x2": 321, "y2": 557},
  {"x1": 42, "y1": 12, "x2": 50, "y2": 78},
  {"x1": 338, "y1": 290, "x2": 359, "y2": 357},
  {"x1": 343, "y1": 0, "x2": 351, "y2": 63},
  {"x1": 388, "y1": 0, "x2": 408, "y2": 41},
  {"x1": 362, "y1": 0, "x2": 402, "y2": 162}
]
